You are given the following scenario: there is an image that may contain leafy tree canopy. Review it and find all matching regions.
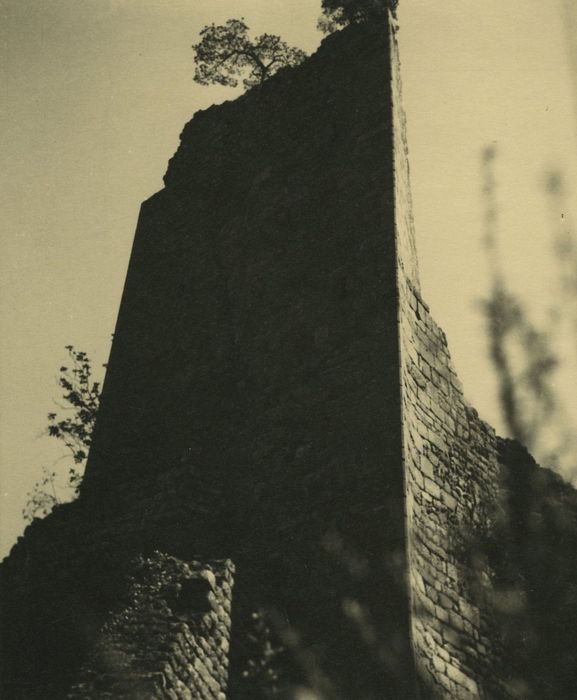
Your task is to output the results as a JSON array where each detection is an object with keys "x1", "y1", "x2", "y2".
[
  {"x1": 318, "y1": 0, "x2": 397, "y2": 34},
  {"x1": 23, "y1": 346, "x2": 102, "y2": 523},
  {"x1": 192, "y1": 18, "x2": 307, "y2": 90}
]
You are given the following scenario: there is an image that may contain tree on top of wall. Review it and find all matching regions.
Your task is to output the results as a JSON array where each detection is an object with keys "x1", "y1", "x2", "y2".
[
  {"x1": 192, "y1": 19, "x2": 307, "y2": 90},
  {"x1": 23, "y1": 346, "x2": 102, "y2": 523},
  {"x1": 318, "y1": 0, "x2": 397, "y2": 34}
]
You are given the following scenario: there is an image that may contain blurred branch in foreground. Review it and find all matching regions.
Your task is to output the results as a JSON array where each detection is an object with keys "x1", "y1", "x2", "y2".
[{"x1": 480, "y1": 147, "x2": 577, "y2": 480}]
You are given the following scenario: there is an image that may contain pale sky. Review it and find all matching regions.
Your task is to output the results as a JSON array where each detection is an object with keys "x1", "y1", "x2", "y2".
[{"x1": 1, "y1": 0, "x2": 576, "y2": 558}]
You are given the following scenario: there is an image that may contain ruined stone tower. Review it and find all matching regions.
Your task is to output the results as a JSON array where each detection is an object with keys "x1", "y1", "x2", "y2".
[{"x1": 3, "y1": 12, "x2": 577, "y2": 700}]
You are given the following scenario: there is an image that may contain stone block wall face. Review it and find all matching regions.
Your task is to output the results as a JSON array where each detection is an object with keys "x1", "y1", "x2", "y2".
[
  {"x1": 398, "y1": 277, "x2": 503, "y2": 698},
  {"x1": 391, "y1": 37, "x2": 508, "y2": 694},
  {"x1": 391, "y1": 19, "x2": 509, "y2": 697},
  {"x1": 68, "y1": 555, "x2": 234, "y2": 700},
  {"x1": 390, "y1": 19, "x2": 420, "y2": 292},
  {"x1": 0, "y1": 502, "x2": 233, "y2": 699}
]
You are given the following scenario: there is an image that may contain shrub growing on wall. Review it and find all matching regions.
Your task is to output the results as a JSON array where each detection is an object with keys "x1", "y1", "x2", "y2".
[{"x1": 23, "y1": 346, "x2": 102, "y2": 522}]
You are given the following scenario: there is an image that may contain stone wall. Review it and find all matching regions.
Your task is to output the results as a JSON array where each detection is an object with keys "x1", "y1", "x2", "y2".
[
  {"x1": 79, "y1": 16, "x2": 419, "y2": 699},
  {"x1": 390, "y1": 19, "x2": 420, "y2": 291},
  {"x1": 68, "y1": 555, "x2": 234, "y2": 699},
  {"x1": 492, "y1": 439, "x2": 577, "y2": 699},
  {"x1": 398, "y1": 274, "x2": 507, "y2": 698},
  {"x1": 391, "y1": 19, "x2": 509, "y2": 698},
  {"x1": 1, "y1": 19, "x2": 418, "y2": 699},
  {"x1": 0, "y1": 499, "x2": 233, "y2": 699}
]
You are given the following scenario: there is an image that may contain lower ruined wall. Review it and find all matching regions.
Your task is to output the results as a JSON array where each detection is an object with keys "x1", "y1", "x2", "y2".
[
  {"x1": 0, "y1": 501, "x2": 233, "y2": 700},
  {"x1": 68, "y1": 554, "x2": 234, "y2": 700},
  {"x1": 398, "y1": 275, "x2": 507, "y2": 698},
  {"x1": 493, "y1": 439, "x2": 577, "y2": 699}
]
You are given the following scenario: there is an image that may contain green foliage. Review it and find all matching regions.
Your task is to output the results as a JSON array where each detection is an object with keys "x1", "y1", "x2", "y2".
[
  {"x1": 23, "y1": 346, "x2": 102, "y2": 523},
  {"x1": 481, "y1": 283, "x2": 558, "y2": 453},
  {"x1": 480, "y1": 147, "x2": 577, "y2": 473},
  {"x1": 480, "y1": 439, "x2": 577, "y2": 698},
  {"x1": 48, "y1": 346, "x2": 101, "y2": 467},
  {"x1": 318, "y1": 0, "x2": 395, "y2": 34},
  {"x1": 192, "y1": 18, "x2": 307, "y2": 90},
  {"x1": 241, "y1": 610, "x2": 285, "y2": 697},
  {"x1": 22, "y1": 467, "x2": 60, "y2": 523}
]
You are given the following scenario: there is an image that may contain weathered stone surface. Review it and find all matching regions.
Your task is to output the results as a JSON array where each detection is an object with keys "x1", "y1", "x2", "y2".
[{"x1": 67, "y1": 555, "x2": 234, "y2": 699}]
